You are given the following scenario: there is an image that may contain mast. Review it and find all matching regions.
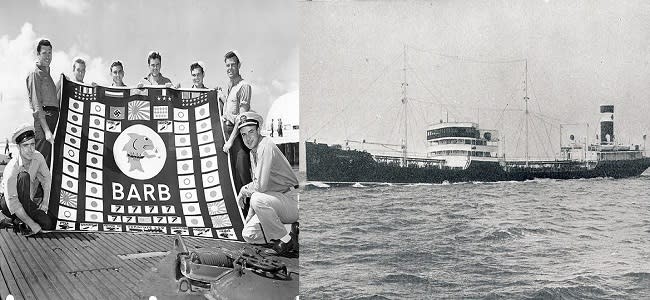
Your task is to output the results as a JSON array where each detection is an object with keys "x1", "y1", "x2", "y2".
[
  {"x1": 524, "y1": 59, "x2": 529, "y2": 166},
  {"x1": 401, "y1": 45, "x2": 408, "y2": 167}
]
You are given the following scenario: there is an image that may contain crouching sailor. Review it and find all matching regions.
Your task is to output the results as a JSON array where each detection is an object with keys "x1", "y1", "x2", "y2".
[
  {"x1": 236, "y1": 112, "x2": 299, "y2": 256},
  {"x1": 0, "y1": 124, "x2": 53, "y2": 235}
]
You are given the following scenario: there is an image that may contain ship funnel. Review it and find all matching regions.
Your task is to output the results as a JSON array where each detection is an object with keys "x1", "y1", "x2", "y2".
[{"x1": 600, "y1": 104, "x2": 614, "y2": 144}]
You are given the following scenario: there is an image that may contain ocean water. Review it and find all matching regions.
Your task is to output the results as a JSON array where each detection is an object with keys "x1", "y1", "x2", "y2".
[{"x1": 300, "y1": 176, "x2": 650, "y2": 299}]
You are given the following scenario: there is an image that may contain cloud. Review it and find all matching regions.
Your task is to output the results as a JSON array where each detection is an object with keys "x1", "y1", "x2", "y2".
[
  {"x1": 0, "y1": 22, "x2": 109, "y2": 139},
  {"x1": 40, "y1": 0, "x2": 89, "y2": 15}
]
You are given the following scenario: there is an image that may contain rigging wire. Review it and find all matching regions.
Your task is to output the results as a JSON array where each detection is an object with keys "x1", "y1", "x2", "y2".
[
  {"x1": 305, "y1": 50, "x2": 404, "y2": 141},
  {"x1": 407, "y1": 44, "x2": 527, "y2": 65},
  {"x1": 406, "y1": 62, "x2": 465, "y2": 121}
]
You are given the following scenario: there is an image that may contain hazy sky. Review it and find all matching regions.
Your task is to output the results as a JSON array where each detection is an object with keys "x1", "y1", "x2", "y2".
[
  {"x1": 0, "y1": 0, "x2": 297, "y2": 141},
  {"x1": 300, "y1": 0, "x2": 650, "y2": 159}
]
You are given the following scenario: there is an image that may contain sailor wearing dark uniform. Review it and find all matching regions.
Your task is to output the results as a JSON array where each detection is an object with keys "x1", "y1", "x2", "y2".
[
  {"x1": 236, "y1": 112, "x2": 299, "y2": 255},
  {"x1": 0, "y1": 124, "x2": 53, "y2": 235}
]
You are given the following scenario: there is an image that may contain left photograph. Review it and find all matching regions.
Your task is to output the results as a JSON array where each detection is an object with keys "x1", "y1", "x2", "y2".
[{"x1": 0, "y1": 1, "x2": 299, "y2": 299}]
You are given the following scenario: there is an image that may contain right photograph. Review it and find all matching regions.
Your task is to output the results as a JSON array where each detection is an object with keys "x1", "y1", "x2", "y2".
[{"x1": 299, "y1": 1, "x2": 650, "y2": 299}]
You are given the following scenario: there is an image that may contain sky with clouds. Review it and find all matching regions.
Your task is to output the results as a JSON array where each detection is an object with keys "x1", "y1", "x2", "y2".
[
  {"x1": 0, "y1": 0, "x2": 297, "y2": 141},
  {"x1": 301, "y1": 0, "x2": 650, "y2": 159}
]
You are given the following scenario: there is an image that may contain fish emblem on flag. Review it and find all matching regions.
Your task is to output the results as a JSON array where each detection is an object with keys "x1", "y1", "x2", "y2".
[
  {"x1": 123, "y1": 133, "x2": 156, "y2": 172},
  {"x1": 50, "y1": 77, "x2": 245, "y2": 240}
]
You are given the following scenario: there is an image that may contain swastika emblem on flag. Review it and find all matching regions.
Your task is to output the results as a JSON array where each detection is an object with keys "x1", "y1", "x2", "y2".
[{"x1": 51, "y1": 79, "x2": 244, "y2": 240}]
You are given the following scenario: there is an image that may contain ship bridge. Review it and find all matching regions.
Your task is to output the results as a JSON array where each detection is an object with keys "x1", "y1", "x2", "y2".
[{"x1": 426, "y1": 122, "x2": 499, "y2": 168}]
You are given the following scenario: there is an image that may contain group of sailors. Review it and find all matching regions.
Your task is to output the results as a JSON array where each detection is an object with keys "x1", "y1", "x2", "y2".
[{"x1": 0, "y1": 39, "x2": 298, "y2": 256}]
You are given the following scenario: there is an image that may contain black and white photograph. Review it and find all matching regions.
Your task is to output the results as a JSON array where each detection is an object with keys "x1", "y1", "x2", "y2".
[
  {"x1": 0, "y1": 0, "x2": 298, "y2": 299},
  {"x1": 301, "y1": 0, "x2": 650, "y2": 299}
]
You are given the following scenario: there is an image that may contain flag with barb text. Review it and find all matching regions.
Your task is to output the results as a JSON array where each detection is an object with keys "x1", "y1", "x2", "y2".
[{"x1": 49, "y1": 76, "x2": 244, "y2": 240}]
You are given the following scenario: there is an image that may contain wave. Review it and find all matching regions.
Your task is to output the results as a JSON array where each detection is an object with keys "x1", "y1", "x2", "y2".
[
  {"x1": 307, "y1": 181, "x2": 331, "y2": 188},
  {"x1": 352, "y1": 182, "x2": 366, "y2": 188},
  {"x1": 623, "y1": 272, "x2": 650, "y2": 280},
  {"x1": 379, "y1": 273, "x2": 430, "y2": 284},
  {"x1": 526, "y1": 285, "x2": 608, "y2": 299},
  {"x1": 482, "y1": 226, "x2": 552, "y2": 241}
]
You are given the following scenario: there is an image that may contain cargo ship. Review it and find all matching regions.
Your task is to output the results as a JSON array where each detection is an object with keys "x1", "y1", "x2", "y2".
[
  {"x1": 306, "y1": 105, "x2": 650, "y2": 183},
  {"x1": 305, "y1": 48, "x2": 650, "y2": 183}
]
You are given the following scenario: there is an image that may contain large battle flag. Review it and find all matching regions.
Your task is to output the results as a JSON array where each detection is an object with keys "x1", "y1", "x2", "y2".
[{"x1": 49, "y1": 77, "x2": 244, "y2": 240}]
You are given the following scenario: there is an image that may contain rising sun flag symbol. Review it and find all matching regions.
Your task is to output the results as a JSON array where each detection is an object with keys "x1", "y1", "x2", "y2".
[
  {"x1": 128, "y1": 100, "x2": 151, "y2": 120},
  {"x1": 59, "y1": 190, "x2": 78, "y2": 208}
]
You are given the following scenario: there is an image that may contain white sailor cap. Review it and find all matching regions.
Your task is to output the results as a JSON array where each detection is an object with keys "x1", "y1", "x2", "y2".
[
  {"x1": 237, "y1": 111, "x2": 263, "y2": 130},
  {"x1": 224, "y1": 50, "x2": 241, "y2": 63},
  {"x1": 12, "y1": 124, "x2": 35, "y2": 144}
]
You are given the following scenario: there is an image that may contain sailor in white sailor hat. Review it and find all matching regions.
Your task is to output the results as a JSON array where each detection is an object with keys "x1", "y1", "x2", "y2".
[
  {"x1": 235, "y1": 111, "x2": 299, "y2": 256},
  {"x1": 0, "y1": 124, "x2": 53, "y2": 235}
]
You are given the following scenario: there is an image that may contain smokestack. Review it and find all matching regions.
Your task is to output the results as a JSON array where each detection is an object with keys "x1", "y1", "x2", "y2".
[{"x1": 600, "y1": 104, "x2": 614, "y2": 144}]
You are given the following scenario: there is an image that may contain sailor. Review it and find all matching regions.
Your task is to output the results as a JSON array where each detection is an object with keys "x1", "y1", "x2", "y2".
[
  {"x1": 26, "y1": 39, "x2": 58, "y2": 168},
  {"x1": 110, "y1": 60, "x2": 127, "y2": 87},
  {"x1": 139, "y1": 51, "x2": 177, "y2": 88},
  {"x1": 219, "y1": 50, "x2": 252, "y2": 205},
  {"x1": 71, "y1": 57, "x2": 97, "y2": 86},
  {"x1": 0, "y1": 124, "x2": 53, "y2": 235},
  {"x1": 236, "y1": 112, "x2": 299, "y2": 256},
  {"x1": 190, "y1": 62, "x2": 208, "y2": 89}
]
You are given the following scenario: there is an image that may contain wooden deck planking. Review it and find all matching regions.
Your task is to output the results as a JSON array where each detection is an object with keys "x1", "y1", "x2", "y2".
[
  {"x1": 88, "y1": 233, "x2": 144, "y2": 294},
  {"x1": 61, "y1": 233, "x2": 131, "y2": 300},
  {"x1": 36, "y1": 235, "x2": 99, "y2": 300},
  {"x1": 0, "y1": 230, "x2": 40, "y2": 300},
  {"x1": 0, "y1": 230, "x2": 298, "y2": 300},
  {"x1": 0, "y1": 234, "x2": 23, "y2": 298},
  {"x1": 12, "y1": 232, "x2": 75, "y2": 300},
  {"x1": 47, "y1": 233, "x2": 123, "y2": 299}
]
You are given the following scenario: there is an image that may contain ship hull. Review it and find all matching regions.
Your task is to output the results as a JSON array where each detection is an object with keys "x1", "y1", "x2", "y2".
[{"x1": 306, "y1": 142, "x2": 650, "y2": 183}]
